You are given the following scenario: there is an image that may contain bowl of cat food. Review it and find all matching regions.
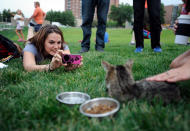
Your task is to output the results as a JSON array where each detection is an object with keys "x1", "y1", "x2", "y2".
[
  {"x1": 80, "y1": 97, "x2": 120, "y2": 117},
  {"x1": 56, "y1": 92, "x2": 90, "y2": 105}
]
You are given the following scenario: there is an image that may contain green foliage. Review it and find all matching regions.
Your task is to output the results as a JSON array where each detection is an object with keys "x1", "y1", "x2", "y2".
[
  {"x1": 109, "y1": 2, "x2": 165, "y2": 25},
  {"x1": 0, "y1": 28, "x2": 190, "y2": 130},
  {"x1": 161, "y1": 3, "x2": 166, "y2": 24},
  {"x1": 92, "y1": 20, "x2": 118, "y2": 28},
  {"x1": 46, "y1": 10, "x2": 75, "y2": 26},
  {"x1": 0, "y1": 12, "x2": 2, "y2": 22},
  {"x1": 92, "y1": 20, "x2": 97, "y2": 27},
  {"x1": 109, "y1": 4, "x2": 133, "y2": 27},
  {"x1": 62, "y1": 11, "x2": 75, "y2": 26},
  {"x1": 0, "y1": 9, "x2": 12, "y2": 22},
  {"x1": 45, "y1": 10, "x2": 54, "y2": 24},
  {"x1": 106, "y1": 20, "x2": 118, "y2": 28}
]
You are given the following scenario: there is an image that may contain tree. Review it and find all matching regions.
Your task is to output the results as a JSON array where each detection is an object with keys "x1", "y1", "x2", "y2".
[
  {"x1": 45, "y1": 10, "x2": 54, "y2": 24},
  {"x1": 2, "y1": 9, "x2": 12, "y2": 22},
  {"x1": 0, "y1": 12, "x2": 3, "y2": 22},
  {"x1": 160, "y1": 3, "x2": 166, "y2": 24},
  {"x1": 61, "y1": 11, "x2": 75, "y2": 26},
  {"x1": 109, "y1": 4, "x2": 133, "y2": 27},
  {"x1": 46, "y1": 10, "x2": 75, "y2": 26}
]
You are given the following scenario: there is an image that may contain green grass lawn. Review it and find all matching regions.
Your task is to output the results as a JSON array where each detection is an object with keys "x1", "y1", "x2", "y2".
[{"x1": 0, "y1": 27, "x2": 190, "y2": 130}]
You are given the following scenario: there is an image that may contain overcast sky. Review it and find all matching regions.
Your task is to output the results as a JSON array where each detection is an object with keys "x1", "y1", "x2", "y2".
[{"x1": 0, "y1": 0, "x2": 183, "y2": 18}]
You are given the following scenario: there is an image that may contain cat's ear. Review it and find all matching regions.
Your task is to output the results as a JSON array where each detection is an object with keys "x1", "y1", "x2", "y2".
[
  {"x1": 125, "y1": 59, "x2": 134, "y2": 70},
  {"x1": 102, "y1": 61, "x2": 112, "y2": 72}
]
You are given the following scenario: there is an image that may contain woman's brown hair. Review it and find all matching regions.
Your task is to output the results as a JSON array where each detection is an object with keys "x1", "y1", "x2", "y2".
[{"x1": 29, "y1": 24, "x2": 65, "y2": 57}]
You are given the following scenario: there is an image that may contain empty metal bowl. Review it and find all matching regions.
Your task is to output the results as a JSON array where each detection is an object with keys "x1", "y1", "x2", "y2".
[
  {"x1": 56, "y1": 92, "x2": 90, "y2": 105},
  {"x1": 80, "y1": 97, "x2": 120, "y2": 117}
]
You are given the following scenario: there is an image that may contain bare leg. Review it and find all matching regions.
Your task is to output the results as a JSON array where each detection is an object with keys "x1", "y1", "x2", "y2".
[
  {"x1": 20, "y1": 30, "x2": 25, "y2": 41},
  {"x1": 15, "y1": 29, "x2": 21, "y2": 39}
]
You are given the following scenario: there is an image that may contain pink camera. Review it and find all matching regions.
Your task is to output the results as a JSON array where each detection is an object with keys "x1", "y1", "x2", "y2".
[{"x1": 62, "y1": 54, "x2": 81, "y2": 64}]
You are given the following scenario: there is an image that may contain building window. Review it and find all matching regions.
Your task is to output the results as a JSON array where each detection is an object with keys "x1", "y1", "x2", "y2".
[{"x1": 68, "y1": 0, "x2": 71, "y2": 10}]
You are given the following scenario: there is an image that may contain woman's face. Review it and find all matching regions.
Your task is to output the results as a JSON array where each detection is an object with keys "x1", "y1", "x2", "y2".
[{"x1": 44, "y1": 32, "x2": 62, "y2": 56}]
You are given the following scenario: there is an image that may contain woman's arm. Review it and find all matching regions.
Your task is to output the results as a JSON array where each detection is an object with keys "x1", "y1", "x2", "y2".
[
  {"x1": 23, "y1": 51, "x2": 49, "y2": 72},
  {"x1": 23, "y1": 49, "x2": 72, "y2": 72},
  {"x1": 146, "y1": 60, "x2": 190, "y2": 82},
  {"x1": 170, "y1": 49, "x2": 190, "y2": 68},
  {"x1": 146, "y1": 49, "x2": 190, "y2": 82},
  {"x1": 23, "y1": 49, "x2": 82, "y2": 72}
]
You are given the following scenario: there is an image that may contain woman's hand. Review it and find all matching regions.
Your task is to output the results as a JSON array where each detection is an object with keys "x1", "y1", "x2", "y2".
[
  {"x1": 49, "y1": 50, "x2": 65, "y2": 70},
  {"x1": 49, "y1": 50, "x2": 83, "y2": 71},
  {"x1": 173, "y1": 20, "x2": 178, "y2": 33},
  {"x1": 64, "y1": 56, "x2": 83, "y2": 71},
  {"x1": 146, "y1": 63, "x2": 190, "y2": 82}
]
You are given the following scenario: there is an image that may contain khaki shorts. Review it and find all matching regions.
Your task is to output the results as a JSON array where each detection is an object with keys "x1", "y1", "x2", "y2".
[{"x1": 27, "y1": 27, "x2": 35, "y2": 40}]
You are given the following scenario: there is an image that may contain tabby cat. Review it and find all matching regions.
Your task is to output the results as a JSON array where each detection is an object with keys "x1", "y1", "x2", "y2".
[{"x1": 102, "y1": 60, "x2": 181, "y2": 104}]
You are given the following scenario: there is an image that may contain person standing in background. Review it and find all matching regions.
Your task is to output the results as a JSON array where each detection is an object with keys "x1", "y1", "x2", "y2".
[
  {"x1": 130, "y1": 0, "x2": 149, "y2": 45},
  {"x1": 79, "y1": 0, "x2": 110, "y2": 53},
  {"x1": 133, "y1": 0, "x2": 162, "y2": 53},
  {"x1": 181, "y1": 0, "x2": 189, "y2": 15},
  {"x1": 14, "y1": 9, "x2": 25, "y2": 42},
  {"x1": 29, "y1": 1, "x2": 46, "y2": 33}
]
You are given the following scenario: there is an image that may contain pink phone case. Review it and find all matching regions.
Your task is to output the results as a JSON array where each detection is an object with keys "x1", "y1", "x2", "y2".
[{"x1": 62, "y1": 54, "x2": 81, "y2": 64}]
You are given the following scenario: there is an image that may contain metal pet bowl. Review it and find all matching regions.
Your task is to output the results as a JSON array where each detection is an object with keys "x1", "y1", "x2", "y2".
[
  {"x1": 80, "y1": 97, "x2": 120, "y2": 117},
  {"x1": 56, "y1": 92, "x2": 90, "y2": 105}
]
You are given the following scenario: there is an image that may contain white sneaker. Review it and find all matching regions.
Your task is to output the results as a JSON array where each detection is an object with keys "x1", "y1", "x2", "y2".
[{"x1": 130, "y1": 41, "x2": 135, "y2": 45}]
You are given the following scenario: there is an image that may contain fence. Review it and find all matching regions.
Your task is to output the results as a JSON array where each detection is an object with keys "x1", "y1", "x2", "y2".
[
  {"x1": 0, "y1": 17, "x2": 15, "y2": 31},
  {"x1": 0, "y1": 22, "x2": 15, "y2": 31}
]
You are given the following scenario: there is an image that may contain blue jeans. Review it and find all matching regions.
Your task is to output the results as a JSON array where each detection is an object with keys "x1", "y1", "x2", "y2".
[
  {"x1": 34, "y1": 24, "x2": 42, "y2": 32},
  {"x1": 81, "y1": 0, "x2": 110, "y2": 50}
]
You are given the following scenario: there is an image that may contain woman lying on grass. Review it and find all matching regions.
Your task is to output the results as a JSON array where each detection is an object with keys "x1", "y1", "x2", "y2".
[{"x1": 23, "y1": 24, "x2": 83, "y2": 72}]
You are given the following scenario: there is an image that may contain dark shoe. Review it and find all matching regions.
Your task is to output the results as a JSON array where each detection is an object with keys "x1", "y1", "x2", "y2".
[
  {"x1": 79, "y1": 48, "x2": 89, "y2": 53},
  {"x1": 96, "y1": 47, "x2": 104, "y2": 52}
]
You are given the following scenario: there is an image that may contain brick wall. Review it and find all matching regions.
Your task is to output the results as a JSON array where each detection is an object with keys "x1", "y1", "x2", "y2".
[{"x1": 164, "y1": 5, "x2": 174, "y2": 24}]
